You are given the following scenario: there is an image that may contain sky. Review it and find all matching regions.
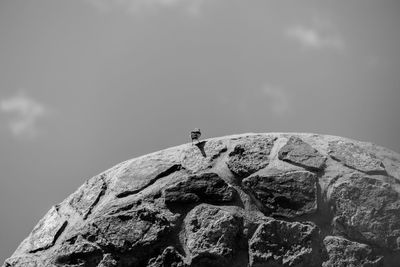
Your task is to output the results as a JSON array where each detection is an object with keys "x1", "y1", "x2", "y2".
[{"x1": 1, "y1": 0, "x2": 400, "y2": 262}]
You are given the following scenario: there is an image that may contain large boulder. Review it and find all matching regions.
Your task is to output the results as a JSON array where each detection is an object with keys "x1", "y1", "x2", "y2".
[
  {"x1": 226, "y1": 136, "x2": 276, "y2": 178},
  {"x1": 328, "y1": 140, "x2": 386, "y2": 174},
  {"x1": 242, "y1": 169, "x2": 318, "y2": 217},
  {"x1": 248, "y1": 219, "x2": 321, "y2": 267},
  {"x1": 278, "y1": 136, "x2": 327, "y2": 171},
  {"x1": 328, "y1": 172, "x2": 400, "y2": 250},
  {"x1": 183, "y1": 204, "x2": 243, "y2": 266},
  {"x1": 3, "y1": 133, "x2": 400, "y2": 267},
  {"x1": 164, "y1": 173, "x2": 235, "y2": 205},
  {"x1": 322, "y1": 236, "x2": 383, "y2": 267}
]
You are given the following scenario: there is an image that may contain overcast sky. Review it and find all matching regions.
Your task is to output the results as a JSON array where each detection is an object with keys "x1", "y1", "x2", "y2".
[{"x1": 1, "y1": 0, "x2": 400, "y2": 262}]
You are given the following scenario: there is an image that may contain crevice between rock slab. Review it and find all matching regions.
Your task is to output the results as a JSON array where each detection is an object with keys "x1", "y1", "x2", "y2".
[
  {"x1": 29, "y1": 220, "x2": 68, "y2": 253},
  {"x1": 84, "y1": 174, "x2": 108, "y2": 220},
  {"x1": 116, "y1": 164, "x2": 183, "y2": 198}
]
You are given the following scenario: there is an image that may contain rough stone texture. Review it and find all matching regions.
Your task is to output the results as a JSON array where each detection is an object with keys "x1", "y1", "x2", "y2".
[
  {"x1": 328, "y1": 172, "x2": 400, "y2": 250},
  {"x1": 109, "y1": 149, "x2": 182, "y2": 198},
  {"x1": 4, "y1": 133, "x2": 400, "y2": 267},
  {"x1": 180, "y1": 139, "x2": 227, "y2": 173},
  {"x1": 183, "y1": 204, "x2": 243, "y2": 266},
  {"x1": 3, "y1": 256, "x2": 41, "y2": 267},
  {"x1": 164, "y1": 172, "x2": 235, "y2": 205},
  {"x1": 54, "y1": 238, "x2": 104, "y2": 266},
  {"x1": 278, "y1": 136, "x2": 327, "y2": 171},
  {"x1": 226, "y1": 136, "x2": 276, "y2": 178},
  {"x1": 147, "y1": 246, "x2": 187, "y2": 267},
  {"x1": 243, "y1": 169, "x2": 318, "y2": 217},
  {"x1": 323, "y1": 236, "x2": 383, "y2": 267},
  {"x1": 97, "y1": 254, "x2": 118, "y2": 267},
  {"x1": 16, "y1": 206, "x2": 68, "y2": 254},
  {"x1": 249, "y1": 219, "x2": 321, "y2": 267},
  {"x1": 383, "y1": 158, "x2": 400, "y2": 181},
  {"x1": 68, "y1": 174, "x2": 107, "y2": 219},
  {"x1": 52, "y1": 201, "x2": 180, "y2": 267},
  {"x1": 328, "y1": 140, "x2": 386, "y2": 174}
]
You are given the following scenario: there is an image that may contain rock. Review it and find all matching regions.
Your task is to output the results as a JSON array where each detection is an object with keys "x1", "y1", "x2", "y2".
[
  {"x1": 164, "y1": 172, "x2": 235, "y2": 205},
  {"x1": 181, "y1": 140, "x2": 227, "y2": 173},
  {"x1": 322, "y1": 236, "x2": 383, "y2": 267},
  {"x1": 278, "y1": 136, "x2": 327, "y2": 171},
  {"x1": 243, "y1": 169, "x2": 318, "y2": 217},
  {"x1": 183, "y1": 204, "x2": 243, "y2": 266},
  {"x1": 4, "y1": 133, "x2": 400, "y2": 267},
  {"x1": 3, "y1": 256, "x2": 40, "y2": 267},
  {"x1": 328, "y1": 140, "x2": 386, "y2": 174},
  {"x1": 68, "y1": 174, "x2": 107, "y2": 219},
  {"x1": 17, "y1": 206, "x2": 68, "y2": 254},
  {"x1": 110, "y1": 149, "x2": 182, "y2": 198},
  {"x1": 53, "y1": 201, "x2": 180, "y2": 266},
  {"x1": 248, "y1": 219, "x2": 321, "y2": 267},
  {"x1": 227, "y1": 136, "x2": 276, "y2": 178},
  {"x1": 147, "y1": 246, "x2": 187, "y2": 267},
  {"x1": 328, "y1": 172, "x2": 400, "y2": 250},
  {"x1": 383, "y1": 158, "x2": 400, "y2": 181},
  {"x1": 97, "y1": 254, "x2": 118, "y2": 267},
  {"x1": 54, "y1": 236, "x2": 103, "y2": 266},
  {"x1": 85, "y1": 202, "x2": 177, "y2": 250}
]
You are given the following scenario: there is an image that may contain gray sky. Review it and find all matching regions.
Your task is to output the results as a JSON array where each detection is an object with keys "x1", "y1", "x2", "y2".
[{"x1": 1, "y1": 0, "x2": 400, "y2": 261}]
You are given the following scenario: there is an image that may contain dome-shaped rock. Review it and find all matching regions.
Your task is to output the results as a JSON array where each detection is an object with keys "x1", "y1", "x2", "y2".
[{"x1": 3, "y1": 133, "x2": 400, "y2": 267}]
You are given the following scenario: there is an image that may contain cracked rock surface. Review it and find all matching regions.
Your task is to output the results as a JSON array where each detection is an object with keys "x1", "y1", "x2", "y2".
[{"x1": 4, "y1": 133, "x2": 400, "y2": 267}]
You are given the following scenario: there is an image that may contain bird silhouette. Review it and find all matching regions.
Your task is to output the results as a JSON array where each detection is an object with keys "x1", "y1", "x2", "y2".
[{"x1": 190, "y1": 128, "x2": 201, "y2": 145}]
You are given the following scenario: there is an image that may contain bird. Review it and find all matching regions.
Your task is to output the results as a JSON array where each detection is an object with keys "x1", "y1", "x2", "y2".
[{"x1": 190, "y1": 128, "x2": 201, "y2": 145}]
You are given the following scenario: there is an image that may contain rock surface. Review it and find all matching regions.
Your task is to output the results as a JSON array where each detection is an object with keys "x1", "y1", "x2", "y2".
[
  {"x1": 278, "y1": 136, "x2": 327, "y2": 171},
  {"x1": 328, "y1": 140, "x2": 386, "y2": 174},
  {"x1": 183, "y1": 204, "x2": 243, "y2": 266},
  {"x1": 328, "y1": 173, "x2": 400, "y2": 250},
  {"x1": 147, "y1": 247, "x2": 186, "y2": 267},
  {"x1": 226, "y1": 136, "x2": 276, "y2": 178},
  {"x1": 4, "y1": 133, "x2": 400, "y2": 267},
  {"x1": 323, "y1": 236, "x2": 383, "y2": 267},
  {"x1": 164, "y1": 173, "x2": 235, "y2": 205},
  {"x1": 243, "y1": 169, "x2": 318, "y2": 218},
  {"x1": 249, "y1": 219, "x2": 321, "y2": 267}
]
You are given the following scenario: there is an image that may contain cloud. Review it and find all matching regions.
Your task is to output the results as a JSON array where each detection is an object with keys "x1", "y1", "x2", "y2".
[
  {"x1": 261, "y1": 85, "x2": 290, "y2": 115},
  {"x1": 0, "y1": 93, "x2": 47, "y2": 139},
  {"x1": 85, "y1": 0, "x2": 207, "y2": 16},
  {"x1": 286, "y1": 23, "x2": 344, "y2": 50}
]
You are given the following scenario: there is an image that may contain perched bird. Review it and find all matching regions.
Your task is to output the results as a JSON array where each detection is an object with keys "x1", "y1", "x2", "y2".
[{"x1": 190, "y1": 128, "x2": 201, "y2": 145}]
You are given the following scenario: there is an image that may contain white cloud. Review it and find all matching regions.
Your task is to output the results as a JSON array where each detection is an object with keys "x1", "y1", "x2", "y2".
[
  {"x1": 0, "y1": 93, "x2": 47, "y2": 139},
  {"x1": 85, "y1": 0, "x2": 206, "y2": 16},
  {"x1": 261, "y1": 85, "x2": 290, "y2": 115},
  {"x1": 286, "y1": 24, "x2": 344, "y2": 50}
]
